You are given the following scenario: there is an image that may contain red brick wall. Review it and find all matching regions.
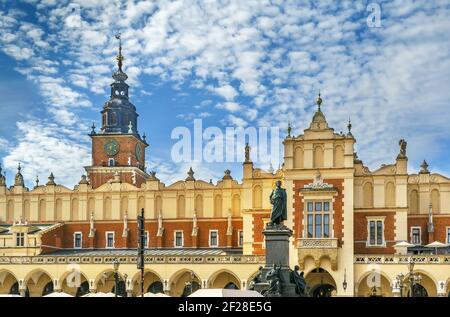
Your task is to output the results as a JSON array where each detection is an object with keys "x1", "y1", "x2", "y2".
[
  {"x1": 354, "y1": 211, "x2": 396, "y2": 254},
  {"x1": 293, "y1": 179, "x2": 345, "y2": 246},
  {"x1": 41, "y1": 219, "x2": 243, "y2": 252},
  {"x1": 251, "y1": 212, "x2": 270, "y2": 255},
  {"x1": 40, "y1": 225, "x2": 65, "y2": 253},
  {"x1": 88, "y1": 172, "x2": 146, "y2": 189},
  {"x1": 408, "y1": 215, "x2": 450, "y2": 244}
]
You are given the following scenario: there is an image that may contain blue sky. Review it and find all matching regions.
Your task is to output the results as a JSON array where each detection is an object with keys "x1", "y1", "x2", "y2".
[{"x1": 0, "y1": 0, "x2": 450, "y2": 187}]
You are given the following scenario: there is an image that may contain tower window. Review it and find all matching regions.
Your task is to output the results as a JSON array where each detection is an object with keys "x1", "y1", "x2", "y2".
[
  {"x1": 305, "y1": 201, "x2": 331, "y2": 238},
  {"x1": 16, "y1": 233, "x2": 25, "y2": 247},
  {"x1": 366, "y1": 217, "x2": 385, "y2": 247},
  {"x1": 108, "y1": 158, "x2": 115, "y2": 166}
]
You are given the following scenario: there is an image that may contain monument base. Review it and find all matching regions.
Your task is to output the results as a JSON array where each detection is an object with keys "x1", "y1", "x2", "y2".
[{"x1": 251, "y1": 224, "x2": 302, "y2": 297}]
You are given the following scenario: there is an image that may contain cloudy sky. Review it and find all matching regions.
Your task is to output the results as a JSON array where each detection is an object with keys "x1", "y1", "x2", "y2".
[{"x1": 0, "y1": 0, "x2": 449, "y2": 187}]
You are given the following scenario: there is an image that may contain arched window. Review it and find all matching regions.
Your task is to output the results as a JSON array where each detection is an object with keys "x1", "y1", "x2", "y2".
[
  {"x1": 214, "y1": 195, "x2": 222, "y2": 218},
  {"x1": 195, "y1": 194, "x2": 203, "y2": 217},
  {"x1": 409, "y1": 190, "x2": 419, "y2": 214},
  {"x1": 104, "y1": 197, "x2": 112, "y2": 220},
  {"x1": 334, "y1": 145, "x2": 344, "y2": 167},
  {"x1": 431, "y1": 189, "x2": 440, "y2": 213},
  {"x1": 313, "y1": 145, "x2": 324, "y2": 168},
  {"x1": 385, "y1": 182, "x2": 395, "y2": 207},
  {"x1": 294, "y1": 147, "x2": 304, "y2": 168},
  {"x1": 24, "y1": 200, "x2": 30, "y2": 221},
  {"x1": 71, "y1": 198, "x2": 79, "y2": 221},
  {"x1": 39, "y1": 199, "x2": 46, "y2": 222},
  {"x1": 252, "y1": 185, "x2": 262, "y2": 209},
  {"x1": 87, "y1": 198, "x2": 95, "y2": 220},
  {"x1": 137, "y1": 196, "x2": 145, "y2": 216},
  {"x1": 177, "y1": 195, "x2": 185, "y2": 218},
  {"x1": 7, "y1": 200, "x2": 14, "y2": 222},
  {"x1": 120, "y1": 196, "x2": 128, "y2": 219},
  {"x1": 232, "y1": 194, "x2": 240, "y2": 217},
  {"x1": 155, "y1": 195, "x2": 162, "y2": 216},
  {"x1": 55, "y1": 199, "x2": 62, "y2": 220},
  {"x1": 363, "y1": 182, "x2": 373, "y2": 208}
]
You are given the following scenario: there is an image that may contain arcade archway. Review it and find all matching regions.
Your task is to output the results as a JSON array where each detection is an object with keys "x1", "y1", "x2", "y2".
[{"x1": 305, "y1": 268, "x2": 337, "y2": 297}]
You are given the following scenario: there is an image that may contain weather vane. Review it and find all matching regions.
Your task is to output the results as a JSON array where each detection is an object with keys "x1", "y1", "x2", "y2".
[{"x1": 115, "y1": 33, "x2": 124, "y2": 71}]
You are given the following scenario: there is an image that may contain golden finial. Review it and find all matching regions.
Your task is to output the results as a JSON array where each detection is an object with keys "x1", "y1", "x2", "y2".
[
  {"x1": 115, "y1": 33, "x2": 124, "y2": 71},
  {"x1": 316, "y1": 91, "x2": 322, "y2": 111}
]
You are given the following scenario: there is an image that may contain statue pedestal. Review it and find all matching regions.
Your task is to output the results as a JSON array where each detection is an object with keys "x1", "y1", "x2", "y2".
[{"x1": 252, "y1": 224, "x2": 298, "y2": 297}]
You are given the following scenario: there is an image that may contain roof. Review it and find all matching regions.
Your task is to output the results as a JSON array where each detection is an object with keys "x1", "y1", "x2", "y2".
[
  {"x1": 40, "y1": 248, "x2": 244, "y2": 257},
  {"x1": 0, "y1": 223, "x2": 57, "y2": 235}
]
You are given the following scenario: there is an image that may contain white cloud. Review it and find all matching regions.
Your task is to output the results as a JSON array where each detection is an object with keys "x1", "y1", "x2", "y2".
[{"x1": 211, "y1": 84, "x2": 238, "y2": 101}]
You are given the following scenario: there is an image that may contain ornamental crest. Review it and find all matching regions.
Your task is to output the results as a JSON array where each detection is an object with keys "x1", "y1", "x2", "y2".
[{"x1": 303, "y1": 171, "x2": 333, "y2": 190}]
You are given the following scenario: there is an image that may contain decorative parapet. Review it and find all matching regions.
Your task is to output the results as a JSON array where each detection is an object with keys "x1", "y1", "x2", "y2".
[
  {"x1": 0, "y1": 255, "x2": 265, "y2": 265},
  {"x1": 354, "y1": 255, "x2": 450, "y2": 264},
  {"x1": 297, "y1": 238, "x2": 339, "y2": 271}
]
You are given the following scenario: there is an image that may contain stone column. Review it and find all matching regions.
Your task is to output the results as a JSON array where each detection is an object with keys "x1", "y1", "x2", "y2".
[
  {"x1": 163, "y1": 279, "x2": 170, "y2": 295},
  {"x1": 392, "y1": 284, "x2": 401, "y2": 297}
]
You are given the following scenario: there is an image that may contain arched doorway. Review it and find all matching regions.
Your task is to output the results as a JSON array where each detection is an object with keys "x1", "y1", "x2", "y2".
[
  {"x1": 148, "y1": 281, "x2": 164, "y2": 294},
  {"x1": 0, "y1": 270, "x2": 19, "y2": 295},
  {"x1": 357, "y1": 271, "x2": 392, "y2": 297},
  {"x1": 401, "y1": 272, "x2": 436, "y2": 297},
  {"x1": 169, "y1": 270, "x2": 201, "y2": 297},
  {"x1": 305, "y1": 268, "x2": 337, "y2": 297},
  {"x1": 131, "y1": 270, "x2": 163, "y2": 296},
  {"x1": 95, "y1": 270, "x2": 126, "y2": 296},
  {"x1": 60, "y1": 270, "x2": 90, "y2": 297},
  {"x1": 208, "y1": 270, "x2": 241, "y2": 290},
  {"x1": 23, "y1": 270, "x2": 53, "y2": 297}
]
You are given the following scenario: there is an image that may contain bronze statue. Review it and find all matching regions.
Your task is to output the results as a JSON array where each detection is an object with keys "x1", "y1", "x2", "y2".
[
  {"x1": 269, "y1": 181, "x2": 287, "y2": 226},
  {"x1": 290, "y1": 265, "x2": 308, "y2": 297},
  {"x1": 399, "y1": 139, "x2": 407, "y2": 157},
  {"x1": 263, "y1": 264, "x2": 282, "y2": 296},
  {"x1": 248, "y1": 266, "x2": 263, "y2": 290}
]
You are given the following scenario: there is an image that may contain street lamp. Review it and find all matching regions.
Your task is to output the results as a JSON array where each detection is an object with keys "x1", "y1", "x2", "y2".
[
  {"x1": 342, "y1": 269, "x2": 347, "y2": 292},
  {"x1": 396, "y1": 259, "x2": 423, "y2": 297},
  {"x1": 113, "y1": 258, "x2": 120, "y2": 298}
]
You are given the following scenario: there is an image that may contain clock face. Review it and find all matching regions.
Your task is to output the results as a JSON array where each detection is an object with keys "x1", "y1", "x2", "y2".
[
  {"x1": 104, "y1": 139, "x2": 119, "y2": 156},
  {"x1": 135, "y1": 143, "x2": 142, "y2": 161}
]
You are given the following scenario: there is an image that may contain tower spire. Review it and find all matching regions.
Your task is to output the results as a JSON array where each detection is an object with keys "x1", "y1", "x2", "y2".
[{"x1": 115, "y1": 33, "x2": 124, "y2": 72}]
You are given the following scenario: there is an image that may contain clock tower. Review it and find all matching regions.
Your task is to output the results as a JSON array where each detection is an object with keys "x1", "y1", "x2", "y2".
[{"x1": 85, "y1": 35, "x2": 149, "y2": 189}]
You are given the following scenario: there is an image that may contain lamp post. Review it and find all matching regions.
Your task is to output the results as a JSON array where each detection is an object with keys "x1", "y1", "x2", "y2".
[
  {"x1": 113, "y1": 258, "x2": 120, "y2": 298},
  {"x1": 395, "y1": 259, "x2": 422, "y2": 297},
  {"x1": 342, "y1": 269, "x2": 347, "y2": 293}
]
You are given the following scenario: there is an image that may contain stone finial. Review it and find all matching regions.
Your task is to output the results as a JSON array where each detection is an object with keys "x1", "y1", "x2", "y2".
[
  {"x1": 128, "y1": 121, "x2": 133, "y2": 134},
  {"x1": 347, "y1": 117, "x2": 353, "y2": 137},
  {"x1": 419, "y1": 160, "x2": 429, "y2": 174},
  {"x1": 244, "y1": 143, "x2": 251, "y2": 163},
  {"x1": 222, "y1": 169, "x2": 233, "y2": 180},
  {"x1": 91, "y1": 122, "x2": 96, "y2": 134},
  {"x1": 316, "y1": 91, "x2": 322, "y2": 110},
  {"x1": 78, "y1": 175, "x2": 88, "y2": 185},
  {"x1": 35, "y1": 175, "x2": 39, "y2": 188},
  {"x1": 268, "y1": 163, "x2": 274, "y2": 174},
  {"x1": 287, "y1": 122, "x2": 292, "y2": 138},
  {"x1": 46, "y1": 172, "x2": 56, "y2": 185},
  {"x1": 186, "y1": 167, "x2": 195, "y2": 181},
  {"x1": 14, "y1": 163, "x2": 24, "y2": 187}
]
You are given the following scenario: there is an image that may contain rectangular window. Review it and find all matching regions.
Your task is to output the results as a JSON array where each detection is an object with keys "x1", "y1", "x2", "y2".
[
  {"x1": 74, "y1": 232, "x2": 82, "y2": 249},
  {"x1": 106, "y1": 232, "x2": 115, "y2": 248},
  {"x1": 305, "y1": 201, "x2": 332, "y2": 238},
  {"x1": 315, "y1": 202, "x2": 322, "y2": 211},
  {"x1": 174, "y1": 231, "x2": 183, "y2": 248},
  {"x1": 411, "y1": 227, "x2": 421, "y2": 245},
  {"x1": 368, "y1": 219, "x2": 384, "y2": 246},
  {"x1": 369, "y1": 221, "x2": 376, "y2": 245},
  {"x1": 324, "y1": 214, "x2": 330, "y2": 238},
  {"x1": 209, "y1": 230, "x2": 218, "y2": 247},
  {"x1": 447, "y1": 228, "x2": 450, "y2": 244},
  {"x1": 307, "y1": 214, "x2": 313, "y2": 238},
  {"x1": 238, "y1": 230, "x2": 244, "y2": 246},
  {"x1": 376, "y1": 221, "x2": 383, "y2": 245},
  {"x1": 16, "y1": 233, "x2": 25, "y2": 247}
]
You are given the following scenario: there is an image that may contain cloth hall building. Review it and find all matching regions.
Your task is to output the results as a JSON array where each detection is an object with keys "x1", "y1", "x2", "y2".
[{"x1": 0, "y1": 46, "x2": 449, "y2": 297}]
